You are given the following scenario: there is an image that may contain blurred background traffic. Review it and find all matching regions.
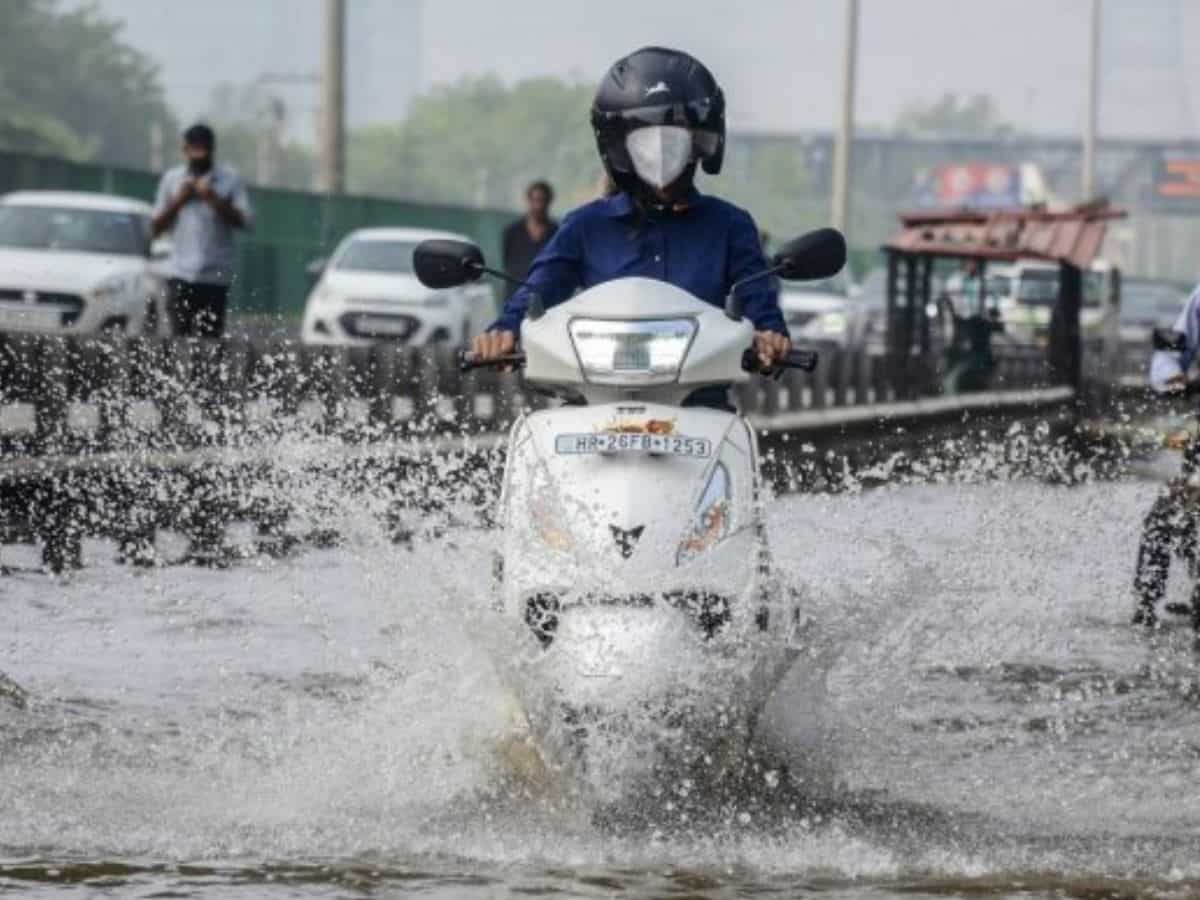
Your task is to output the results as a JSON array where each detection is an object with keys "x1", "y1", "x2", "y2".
[{"x1": 0, "y1": 0, "x2": 1197, "y2": 356}]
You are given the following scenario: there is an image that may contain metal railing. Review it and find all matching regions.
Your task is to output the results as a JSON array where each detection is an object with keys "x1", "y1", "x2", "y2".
[
  {"x1": 0, "y1": 332, "x2": 1079, "y2": 465},
  {"x1": 0, "y1": 330, "x2": 1135, "y2": 572}
]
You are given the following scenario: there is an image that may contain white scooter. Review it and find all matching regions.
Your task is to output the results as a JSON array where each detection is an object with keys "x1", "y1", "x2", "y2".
[{"x1": 414, "y1": 229, "x2": 846, "y2": 802}]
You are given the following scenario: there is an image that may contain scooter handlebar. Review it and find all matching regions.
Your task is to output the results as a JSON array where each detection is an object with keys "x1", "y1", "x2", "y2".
[
  {"x1": 1161, "y1": 379, "x2": 1200, "y2": 399},
  {"x1": 457, "y1": 349, "x2": 527, "y2": 372},
  {"x1": 460, "y1": 346, "x2": 817, "y2": 376},
  {"x1": 741, "y1": 347, "x2": 819, "y2": 376}
]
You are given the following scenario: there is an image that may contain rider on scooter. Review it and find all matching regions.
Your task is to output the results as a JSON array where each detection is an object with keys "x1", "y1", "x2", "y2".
[
  {"x1": 1132, "y1": 283, "x2": 1200, "y2": 627},
  {"x1": 470, "y1": 47, "x2": 792, "y2": 401}
]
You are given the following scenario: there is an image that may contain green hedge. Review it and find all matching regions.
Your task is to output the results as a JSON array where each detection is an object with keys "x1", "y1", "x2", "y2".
[{"x1": 1, "y1": 149, "x2": 882, "y2": 312}]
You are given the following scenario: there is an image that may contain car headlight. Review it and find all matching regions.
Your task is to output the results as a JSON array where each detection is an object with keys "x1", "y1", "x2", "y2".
[
  {"x1": 92, "y1": 274, "x2": 132, "y2": 302},
  {"x1": 677, "y1": 463, "x2": 730, "y2": 564},
  {"x1": 310, "y1": 284, "x2": 339, "y2": 306},
  {"x1": 817, "y1": 311, "x2": 847, "y2": 335},
  {"x1": 569, "y1": 318, "x2": 696, "y2": 386}
]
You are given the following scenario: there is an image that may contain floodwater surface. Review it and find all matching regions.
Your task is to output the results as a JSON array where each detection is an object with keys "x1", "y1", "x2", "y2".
[{"x1": 3, "y1": 473, "x2": 1200, "y2": 898}]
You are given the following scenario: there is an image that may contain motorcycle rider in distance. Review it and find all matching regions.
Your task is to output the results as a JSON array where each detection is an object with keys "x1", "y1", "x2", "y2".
[
  {"x1": 471, "y1": 47, "x2": 792, "y2": 400},
  {"x1": 1132, "y1": 283, "x2": 1200, "y2": 628}
]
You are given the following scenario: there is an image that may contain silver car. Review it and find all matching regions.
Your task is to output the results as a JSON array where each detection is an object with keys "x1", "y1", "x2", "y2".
[{"x1": 778, "y1": 270, "x2": 872, "y2": 350}]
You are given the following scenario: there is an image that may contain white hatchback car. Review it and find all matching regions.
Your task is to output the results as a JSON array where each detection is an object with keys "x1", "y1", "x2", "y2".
[
  {"x1": 778, "y1": 271, "x2": 869, "y2": 349},
  {"x1": 0, "y1": 190, "x2": 166, "y2": 335},
  {"x1": 301, "y1": 227, "x2": 495, "y2": 347}
]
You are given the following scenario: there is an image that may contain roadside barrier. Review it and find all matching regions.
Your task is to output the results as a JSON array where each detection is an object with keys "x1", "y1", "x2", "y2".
[{"x1": 0, "y1": 332, "x2": 1135, "y2": 571}]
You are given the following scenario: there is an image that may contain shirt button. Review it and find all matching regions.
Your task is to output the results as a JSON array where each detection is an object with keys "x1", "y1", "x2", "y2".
[{"x1": 654, "y1": 255, "x2": 661, "y2": 262}]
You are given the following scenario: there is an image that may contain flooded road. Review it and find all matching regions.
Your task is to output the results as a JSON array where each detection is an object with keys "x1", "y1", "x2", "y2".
[{"x1": 3, "y1": 474, "x2": 1200, "y2": 898}]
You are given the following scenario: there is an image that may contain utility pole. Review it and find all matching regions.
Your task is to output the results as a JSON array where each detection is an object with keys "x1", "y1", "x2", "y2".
[
  {"x1": 256, "y1": 96, "x2": 286, "y2": 187},
  {"x1": 318, "y1": 0, "x2": 346, "y2": 193},
  {"x1": 1081, "y1": 0, "x2": 1101, "y2": 201},
  {"x1": 148, "y1": 121, "x2": 164, "y2": 172},
  {"x1": 831, "y1": 0, "x2": 859, "y2": 241}
]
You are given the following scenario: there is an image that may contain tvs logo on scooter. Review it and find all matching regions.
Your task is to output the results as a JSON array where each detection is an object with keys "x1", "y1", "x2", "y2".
[
  {"x1": 600, "y1": 416, "x2": 676, "y2": 436},
  {"x1": 610, "y1": 524, "x2": 645, "y2": 559}
]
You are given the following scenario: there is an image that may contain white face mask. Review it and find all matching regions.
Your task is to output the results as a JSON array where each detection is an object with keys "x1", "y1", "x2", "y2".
[{"x1": 625, "y1": 126, "x2": 693, "y2": 190}]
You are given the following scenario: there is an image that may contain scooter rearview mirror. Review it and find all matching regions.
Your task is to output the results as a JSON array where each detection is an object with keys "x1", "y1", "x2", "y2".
[
  {"x1": 1153, "y1": 328, "x2": 1187, "y2": 352},
  {"x1": 725, "y1": 226, "x2": 848, "y2": 321},
  {"x1": 413, "y1": 239, "x2": 486, "y2": 290},
  {"x1": 772, "y1": 227, "x2": 847, "y2": 282}
]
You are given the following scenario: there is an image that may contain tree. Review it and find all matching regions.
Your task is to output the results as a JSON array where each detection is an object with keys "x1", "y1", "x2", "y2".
[
  {"x1": 894, "y1": 93, "x2": 1017, "y2": 140},
  {"x1": 348, "y1": 73, "x2": 821, "y2": 236},
  {"x1": 713, "y1": 140, "x2": 819, "y2": 247},
  {"x1": 0, "y1": 0, "x2": 175, "y2": 165},
  {"x1": 348, "y1": 75, "x2": 601, "y2": 210},
  {"x1": 0, "y1": 99, "x2": 91, "y2": 160}
]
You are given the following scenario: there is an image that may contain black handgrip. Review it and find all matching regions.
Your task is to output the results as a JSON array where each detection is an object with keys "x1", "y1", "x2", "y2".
[
  {"x1": 1164, "y1": 379, "x2": 1200, "y2": 398},
  {"x1": 741, "y1": 347, "x2": 820, "y2": 375},
  {"x1": 1153, "y1": 328, "x2": 1188, "y2": 352},
  {"x1": 781, "y1": 348, "x2": 819, "y2": 372},
  {"x1": 457, "y1": 349, "x2": 526, "y2": 372}
]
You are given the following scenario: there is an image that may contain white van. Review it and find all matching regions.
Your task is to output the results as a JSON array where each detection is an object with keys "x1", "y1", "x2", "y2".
[{"x1": 986, "y1": 259, "x2": 1117, "y2": 347}]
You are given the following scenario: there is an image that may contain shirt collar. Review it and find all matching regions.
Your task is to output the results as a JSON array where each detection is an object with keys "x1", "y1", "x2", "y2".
[{"x1": 602, "y1": 188, "x2": 705, "y2": 219}]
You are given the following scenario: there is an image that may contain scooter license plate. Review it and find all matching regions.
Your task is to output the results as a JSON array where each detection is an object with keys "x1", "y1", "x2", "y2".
[{"x1": 554, "y1": 432, "x2": 712, "y2": 457}]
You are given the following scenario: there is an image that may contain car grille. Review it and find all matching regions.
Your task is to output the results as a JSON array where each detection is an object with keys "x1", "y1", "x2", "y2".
[
  {"x1": 0, "y1": 288, "x2": 85, "y2": 325},
  {"x1": 338, "y1": 311, "x2": 420, "y2": 341}
]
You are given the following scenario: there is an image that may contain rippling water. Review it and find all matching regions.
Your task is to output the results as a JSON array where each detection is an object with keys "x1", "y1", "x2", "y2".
[{"x1": 3, "y1": 472, "x2": 1200, "y2": 898}]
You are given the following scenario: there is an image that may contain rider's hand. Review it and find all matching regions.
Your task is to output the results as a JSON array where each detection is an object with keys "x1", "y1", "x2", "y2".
[
  {"x1": 471, "y1": 329, "x2": 516, "y2": 362},
  {"x1": 754, "y1": 331, "x2": 792, "y2": 370},
  {"x1": 1164, "y1": 373, "x2": 1187, "y2": 393}
]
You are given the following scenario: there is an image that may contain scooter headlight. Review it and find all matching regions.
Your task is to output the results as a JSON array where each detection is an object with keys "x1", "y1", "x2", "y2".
[
  {"x1": 677, "y1": 463, "x2": 730, "y2": 564},
  {"x1": 569, "y1": 318, "x2": 696, "y2": 386}
]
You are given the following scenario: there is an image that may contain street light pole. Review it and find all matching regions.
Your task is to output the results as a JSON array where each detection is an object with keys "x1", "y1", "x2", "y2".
[
  {"x1": 318, "y1": 0, "x2": 346, "y2": 193},
  {"x1": 831, "y1": 0, "x2": 859, "y2": 242},
  {"x1": 1082, "y1": 0, "x2": 1101, "y2": 201}
]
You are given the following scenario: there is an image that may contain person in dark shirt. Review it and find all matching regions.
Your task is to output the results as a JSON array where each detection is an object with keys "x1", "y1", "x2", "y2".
[
  {"x1": 472, "y1": 46, "x2": 791, "y2": 376},
  {"x1": 501, "y1": 181, "x2": 558, "y2": 298}
]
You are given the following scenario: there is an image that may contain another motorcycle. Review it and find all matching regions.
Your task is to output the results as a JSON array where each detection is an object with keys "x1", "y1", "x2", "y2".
[{"x1": 1132, "y1": 328, "x2": 1200, "y2": 632}]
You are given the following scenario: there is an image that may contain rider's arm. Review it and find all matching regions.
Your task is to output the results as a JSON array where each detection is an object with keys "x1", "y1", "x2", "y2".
[
  {"x1": 489, "y1": 215, "x2": 583, "y2": 333},
  {"x1": 1150, "y1": 285, "x2": 1200, "y2": 392},
  {"x1": 727, "y1": 208, "x2": 789, "y2": 337}
]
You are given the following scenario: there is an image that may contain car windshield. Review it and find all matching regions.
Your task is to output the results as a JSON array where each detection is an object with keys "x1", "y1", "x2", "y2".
[
  {"x1": 783, "y1": 274, "x2": 849, "y2": 297},
  {"x1": 1017, "y1": 269, "x2": 1104, "y2": 307},
  {"x1": 335, "y1": 239, "x2": 419, "y2": 273},
  {"x1": 1123, "y1": 281, "x2": 1187, "y2": 321},
  {"x1": 0, "y1": 204, "x2": 148, "y2": 256},
  {"x1": 987, "y1": 274, "x2": 1012, "y2": 298}
]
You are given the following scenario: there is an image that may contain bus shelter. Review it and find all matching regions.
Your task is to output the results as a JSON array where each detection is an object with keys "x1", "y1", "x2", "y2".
[{"x1": 882, "y1": 202, "x2": 1127, "y2": 394}]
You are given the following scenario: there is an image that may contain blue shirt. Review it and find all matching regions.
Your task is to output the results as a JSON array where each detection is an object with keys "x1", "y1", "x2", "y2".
[{"x1": 491, "y1": 190, "x2": 786, "y2": 336}]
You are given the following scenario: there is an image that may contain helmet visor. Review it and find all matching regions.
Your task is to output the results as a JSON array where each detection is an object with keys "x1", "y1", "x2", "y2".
[
  {"x1": 625, "y1": 126, "x2": 693, "y2": 190},
  {"x1": 608, "y1": 98, "x2": 719, "y2": 130},
  {"x1": 601, "y1": 101, "x2": 721, "y2": 158}
]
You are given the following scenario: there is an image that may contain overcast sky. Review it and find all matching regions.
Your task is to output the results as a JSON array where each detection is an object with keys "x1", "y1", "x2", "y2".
[{"x1": 87, "y1": 0, "x2": 1200, "y2": 140}]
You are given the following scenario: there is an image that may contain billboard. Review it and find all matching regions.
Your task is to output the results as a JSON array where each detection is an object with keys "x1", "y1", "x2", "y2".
[
  {"x1": 1150, "y1": 152, "x2": 1200, "y2": 211},
  {"x1": 913, "y1": 163, "x2": 1024, "y2": 210}
]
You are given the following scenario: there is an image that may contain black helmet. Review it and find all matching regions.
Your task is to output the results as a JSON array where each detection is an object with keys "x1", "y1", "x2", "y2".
[{"x1": 591, "y1": 47, "x2": 726, "y2": 205}]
